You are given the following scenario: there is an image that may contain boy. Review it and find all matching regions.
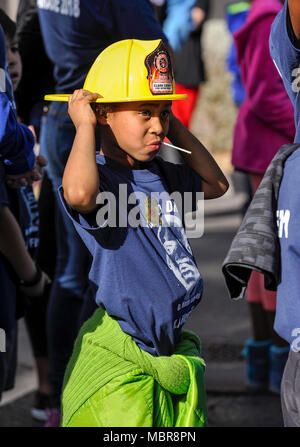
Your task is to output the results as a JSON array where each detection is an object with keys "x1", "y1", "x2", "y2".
[
  {"x1": 46, "y1": 39, "x2": 228, "y2": 426},
  {"x1": 269, "y1": 0, "x2": 300, "y2": 427}
]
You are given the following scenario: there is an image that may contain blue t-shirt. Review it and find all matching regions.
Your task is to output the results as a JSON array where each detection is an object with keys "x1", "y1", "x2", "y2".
[
  {"x1": 0, "y1": 25, "x2": 35, "y2": 175},
  {"x1": 37, "y1": 0, "x2": 167, "y2": 93},
  {"x1": 59, "y1": 155, "x2": 204, "y2": 356},
  {"x1": 270, "y1": 1, "x2": 300, "y2": 348},
  {"x1": 269, "y1": 0, "x2": 300, "y2": 143},
  {"x1": 276, "y1": 149, "x2": 300, "y2": 348}
]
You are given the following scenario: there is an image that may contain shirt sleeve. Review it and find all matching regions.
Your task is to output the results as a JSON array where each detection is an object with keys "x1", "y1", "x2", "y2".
[
  {"x1": 276, "y1": 152, "x2": 300, "y2": 344},
  {"x1": 0, "y1": 25, "x2": 35, "y2": 175},
  {"x1": 105, "y1": 0, "x2": 168, "y2": 43},
  {"x1": 269, "y1": 0, "x2": 300, "y2": 112},
  {"x1": 58, "y1": 186, "x2": 113, "y2": 247}
]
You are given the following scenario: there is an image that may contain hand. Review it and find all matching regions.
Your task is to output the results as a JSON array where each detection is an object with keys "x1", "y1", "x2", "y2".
[
  {"x1": 20, "y1": 268, "x2": 52, "y2": 298},
  {"x1": 167, "y1": 109, "x2": 178, "y2": 134},
  {"x1": 5, "y1": 154, "x2": 48, "y2": 188},
  {"x1": 191, "y1": 7, "x2": 206, "y2": 28},
  {"x1": 68, "y1": 89, "x2": 102, "y2": 130}
]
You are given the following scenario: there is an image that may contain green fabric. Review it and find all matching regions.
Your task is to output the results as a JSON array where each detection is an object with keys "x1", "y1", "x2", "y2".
[
  {"x1": 226, "y1": 1, "x2": 250, "y2": 15},
  {"x1": 61, "y1": 307, "x2": 207, "y2": 427}
]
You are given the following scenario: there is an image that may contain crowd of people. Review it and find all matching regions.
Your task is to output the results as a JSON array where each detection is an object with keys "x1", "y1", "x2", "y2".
[{"x1": 0, "y1": 0, "x2": 299, "y2": 428}]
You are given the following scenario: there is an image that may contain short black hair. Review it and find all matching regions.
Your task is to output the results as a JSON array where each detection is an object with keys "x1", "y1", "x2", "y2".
[{"x1": 0, "y1": 9, "x2": 16, "y2": 40}]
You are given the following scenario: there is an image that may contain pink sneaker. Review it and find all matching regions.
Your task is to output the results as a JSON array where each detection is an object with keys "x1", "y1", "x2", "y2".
[{"x1": 44, "y1": 408, "x2": 61, "y2": 427}]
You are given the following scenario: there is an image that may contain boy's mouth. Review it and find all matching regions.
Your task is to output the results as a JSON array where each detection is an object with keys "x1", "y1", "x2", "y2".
[
  {"x1": 10, "y1": 73, "x2": 20, "y2": 83},
  {"x1": 147, "y1": 140, "x2": 162, "y2": 151}
]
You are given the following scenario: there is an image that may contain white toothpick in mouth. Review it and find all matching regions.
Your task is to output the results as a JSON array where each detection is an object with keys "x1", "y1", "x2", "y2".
[{"x1": 160, "y1": 141, "x2": 192, "y2": 155}]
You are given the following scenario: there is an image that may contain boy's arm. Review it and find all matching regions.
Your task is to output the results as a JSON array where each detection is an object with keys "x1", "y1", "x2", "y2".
[
  {"x1": 288, "y1": 0, "x2": 300, "y2": 40},
  {"x1": 62, "y1": 90, "x2": 101, "y2": 213},
  {"x1": 167, "y1": 113, "x2": 229, "y2": 199}
]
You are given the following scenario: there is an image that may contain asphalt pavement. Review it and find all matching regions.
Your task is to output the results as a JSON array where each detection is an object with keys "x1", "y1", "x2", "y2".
[{"x1": 0, "y1": 170, "x2": 284, "y2": 428}]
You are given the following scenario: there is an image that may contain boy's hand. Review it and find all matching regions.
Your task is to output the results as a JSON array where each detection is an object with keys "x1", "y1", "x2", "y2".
[
  {"x1": 167, "y1": 109, "x2": 179, "y2": 135},
  {"x1": 68, "y1": 89, "x2": 102, "y2": 130}
]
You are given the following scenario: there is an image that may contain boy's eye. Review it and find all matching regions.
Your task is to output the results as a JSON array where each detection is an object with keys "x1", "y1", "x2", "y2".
[
  {"x1": 140, "y1": 110, "x2": 151, "y2": 117},
  {"x1": 161, "y1": 110, "x2": 171, "y2": 120},
  {"x1": 10, "y1": 45, "x2": 19, "y2": 53}
]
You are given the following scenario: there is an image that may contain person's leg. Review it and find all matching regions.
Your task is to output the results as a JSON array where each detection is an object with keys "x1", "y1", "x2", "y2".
[
  {"x1": 36, "y1": 171, "x2": 57, "y2": 280},
  {"x1": 264, "y1": 310, "x2": 289, "y2": 394},
  {"x1": 246, "y1": 240, "x2": 289, "y2": 393},
  {"x1": 0, "y1": 205, "x2": 37, "y2": 282},
  {"x1": 46, "y1": 195, "x2": 90, "y2": 411},
  {"x1": 21, "y1": 172, "x2": 56, "y2": 420},
  {"x1": 243, "y1": 173, "x2": 275, "y2": 390}
]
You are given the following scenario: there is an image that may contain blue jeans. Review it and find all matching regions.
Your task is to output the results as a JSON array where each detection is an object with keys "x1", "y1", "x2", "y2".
[{"x1": 40, "y1": 101, "x2": 99, "y2": 406}]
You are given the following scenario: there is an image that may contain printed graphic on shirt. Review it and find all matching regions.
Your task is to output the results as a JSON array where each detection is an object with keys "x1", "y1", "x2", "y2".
[
  {"x1": 145, "y1": 41, "x2": 174, "y2": 95},
  {"x1": 144, "y1": 196, "x2": 162, "y2": 226},
  {"x1": 138, "y1": 192, "x2": 202, "y2": 329},
  {"x1": 139, "y1": 192, "x2": 200, "y2": 290},
  {"x1": 19, "y1": 187, "x2": 39, "y2": 257},
  {"x1": 37, "y1": 0, "x2": 80, "y2": 18},
  {"x1": 277, "y1": 209, "x2": 290, "y2": 238}
]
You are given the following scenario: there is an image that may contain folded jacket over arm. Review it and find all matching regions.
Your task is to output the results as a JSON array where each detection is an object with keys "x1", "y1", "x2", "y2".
[{"x1": 222, "y1": 143, "x2": 300, "y2": 300}]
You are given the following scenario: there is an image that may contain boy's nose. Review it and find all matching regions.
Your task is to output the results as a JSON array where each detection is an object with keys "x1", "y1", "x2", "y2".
[
  {"x1": 150, "y1": 117, "x2": 164, "y2": 136},
  {"x1": 7, "y1": 51, "x2": 16, "y2": 66}
]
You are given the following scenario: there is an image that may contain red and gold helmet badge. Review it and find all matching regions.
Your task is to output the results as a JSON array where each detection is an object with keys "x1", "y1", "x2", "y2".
[{"x1": 145, "y1": 41, "x2": 174, "y2": 95}]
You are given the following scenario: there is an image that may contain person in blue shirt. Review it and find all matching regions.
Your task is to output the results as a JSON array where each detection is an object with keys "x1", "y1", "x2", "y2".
[
  {"x1": 55, "y1": 38, "x2": 228, "y2": 425},
  {"x1": 0, "y1": 22, "x2": 49, "y2": 401},
  {"x1": 37, "y1": 0, "x2": 174, "y2": 426},
  {"x1": 269, "y1": 0, "x2": 300, "y2": 427},
  {"x1": 0, "y1": 7, "x2": 53, "y2": 420},
  {"x1": 225, "y1": 1, "x2": 251, "y2": 107}
]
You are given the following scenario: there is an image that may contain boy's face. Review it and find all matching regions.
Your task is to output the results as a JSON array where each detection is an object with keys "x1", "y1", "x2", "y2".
[
  {"x1": 5, "y1": 34, "x2": 22, "y2": 91},
  {"x1": 100, "y1": 100, "x2": 172, "y2": 167}
]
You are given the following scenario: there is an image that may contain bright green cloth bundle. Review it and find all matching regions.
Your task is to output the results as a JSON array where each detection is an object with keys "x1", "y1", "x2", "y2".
[{"x1": 61, "y1": 307, "x2": 207, "y2": 427}]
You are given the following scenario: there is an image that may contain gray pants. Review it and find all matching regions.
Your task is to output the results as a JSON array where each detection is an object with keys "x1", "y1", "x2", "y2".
[{"x1": 281, "y1": 349, "x2": 300, "y2": 427}]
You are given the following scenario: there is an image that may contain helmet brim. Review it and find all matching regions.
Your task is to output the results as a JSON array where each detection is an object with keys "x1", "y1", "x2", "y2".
[{"x1": 44, "y1": 93, "x2": 188, "y2": 102}]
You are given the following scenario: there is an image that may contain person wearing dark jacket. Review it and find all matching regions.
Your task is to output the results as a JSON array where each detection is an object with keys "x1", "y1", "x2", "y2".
[
  {"x1": 230, "y1": 0, "x2": 293, "y2": 395},
  {"x1": 269, "y1": 0, "x2": 300, "y2": 427}
]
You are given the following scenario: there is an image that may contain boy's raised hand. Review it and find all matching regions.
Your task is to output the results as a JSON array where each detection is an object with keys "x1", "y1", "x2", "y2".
[{"x1": 68, "y1": 89, "x2": 102, "y2": 129}]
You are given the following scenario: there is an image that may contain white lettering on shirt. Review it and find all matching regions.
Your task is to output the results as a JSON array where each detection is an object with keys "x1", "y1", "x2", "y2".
[
  {"x1": 277, "y1": 209, "x2": 290, "y2": 238},
  {"x1": 38, "y1": 0, "x2": 80, "y2": 18},
  {"x1": 292, "y1": 67, "x2": 300, "y2": 93},
  {"x1": 291, "y1": 328, "x2": 300, "y2": 352}
]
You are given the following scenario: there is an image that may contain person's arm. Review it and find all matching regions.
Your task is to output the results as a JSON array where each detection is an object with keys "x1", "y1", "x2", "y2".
[
  {"x1": 62, "y1": 90, "x2": 101, "y2": 213},
  {"x1": 167, "y1": 113, "x2": 229, "y2": 199},
  {"x1": 0, "y1": 204, "x2": 37, "y2": 281},
  {"x1": 288, "y1": 0, "x2": 300, "y2": 39},
  {"x1": 0, "y1": 204, "x2": 50, "y2": 296}
]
